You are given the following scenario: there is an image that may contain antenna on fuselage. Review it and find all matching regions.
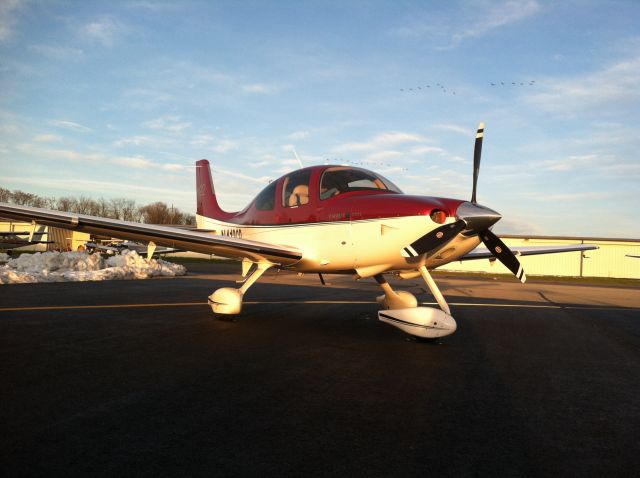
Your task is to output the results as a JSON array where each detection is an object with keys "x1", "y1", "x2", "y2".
[{"x1": 292, "y1": 147, "x2": 303, "y2": 169}]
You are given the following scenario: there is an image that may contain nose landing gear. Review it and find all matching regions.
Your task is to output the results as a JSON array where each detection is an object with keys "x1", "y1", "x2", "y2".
[{"x1": 375, "y1": 266, "x2": 457, "y2": 339}]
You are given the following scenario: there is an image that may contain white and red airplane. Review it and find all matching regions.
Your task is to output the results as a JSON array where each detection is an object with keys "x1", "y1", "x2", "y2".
[{"x1": 0, "y1": 124, "x2": 597, "y2": 339}]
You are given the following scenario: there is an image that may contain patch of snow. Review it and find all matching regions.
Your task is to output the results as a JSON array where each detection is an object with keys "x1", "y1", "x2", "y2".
[{"x1": 0, "y1": 250, "x2": 187, "y2": 284}]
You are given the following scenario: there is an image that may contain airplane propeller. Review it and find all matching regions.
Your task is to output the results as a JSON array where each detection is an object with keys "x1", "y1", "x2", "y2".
[
  {"x1": 401, "y1": 220, "x2": 466, "y2": 258},
  {"x1": 401, "y1": 122, "x2": 527, "y2": 283},
  {"x1": 462, "y1": 122, "x2": 526, "y2": 283},
  {"x1": 471, "y1": 122, "x2": 483, "y2": 204},
  {"x1": 479, "y1": 229, "x2": 526, "y2": 282}
]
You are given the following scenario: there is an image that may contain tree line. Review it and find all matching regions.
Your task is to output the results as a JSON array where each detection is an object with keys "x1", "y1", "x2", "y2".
[{"x1": 0, "y1": 188, "x2": 195, "y2": 225}]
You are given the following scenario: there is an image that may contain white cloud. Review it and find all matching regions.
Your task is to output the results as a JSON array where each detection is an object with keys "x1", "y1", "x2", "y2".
[
  {"x1": 248, "y1": 155, "x2": 280, "y2": 168},
  {"x1": 0, "y1": 122, "x2": 18, "y2": 135},
  {"x1": 29, "y1": 44, "x2": 84, "y2": 60},
  {"x1": 434, "y1": 123, "x2": 472, "y2": 136},
  {"x1": 212, "y1": 139, "x2": 237, "y2": 154},
  {"x1": 127, "y1": 1, "x2": 183, "y2": 11},
  {"x1": 1, "y1": 175, "x2": 194, "y2": 204},
  {"x1": 8, "y1": 142, "x2": 195, "y2": 176},
  {"x1": 242, "y1": 83, "x2": 280, "y2": 94},
  {"x1": 525, "y1": 191, "x2": 608, "y2": 202},
  {"x1": 332, "y1": 131, "x2": 428, "y2": 154},
  {"x1": 190, "y1": 134, "x2": 215, "y2": 147},
  {"x1": 83, "y1": 17, "x2": 128, "y2": 47},
  {"x1": 287, "y1": 130, "x2": 309, "y2": 141},
  {"x1": 114, "y1": 136, "x2": 157, "y2": 147},
  {"x1": 211, "y1": 166, "x2": 270, "y2": 185},
  {"x1": 410, "y1": 146, "x2": 446, "y2": 155},
  {"x1": 33, "y1": 134, "x2": 62, "y2": 142},
  {"x1": 250, "y1": 160, "x2": 272, "y2": 168},
  {"x1": 50, "y1": 120, "x2": 92, "y2": 133},
  {"x1": 122, "y1": 88, "x2": 174, "y2": 109},
  {"x1": 144, "y1": 115, "x2": 191, "y2": 132},
  {"x1": 451, "y1": 0, "x2": 541, "y2": 45},
  {"x1": 541, "y1": 154, "x2": 598, "y2": 172},
  {"x1": 392, "y1": 0, "x2": 541, "y2": 49},
  {"x1": 0, "y1": 0, "x2": 22, "y2": 42},
  {"x1": 522, "y1": 56, "x2": 640, "y2": 115},
  {"x1": 160, "y1": 163, "x2": 189, "y2": 172},
  {"x1": 112, "y1": 155, "x2": 153, "y2": 169},
  {"x1": 365, "y1": 151, "x2": 403, "y2": 163}
]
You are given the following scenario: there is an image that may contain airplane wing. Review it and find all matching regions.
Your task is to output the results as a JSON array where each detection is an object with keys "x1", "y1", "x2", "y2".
[
  {"x1": 0, "y1": 203, "x2": 302, "y2": 265},
  {"x1": 460, "y1": 244, "x2": 598, "y2": 261}
]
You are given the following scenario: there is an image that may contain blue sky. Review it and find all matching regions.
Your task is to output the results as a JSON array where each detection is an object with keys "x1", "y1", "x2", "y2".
[{"x1": 1, "y1": 0, "x2": 639, "y2": 237}]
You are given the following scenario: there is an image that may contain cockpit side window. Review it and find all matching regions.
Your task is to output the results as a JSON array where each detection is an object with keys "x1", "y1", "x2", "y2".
[
  {"x1": 282, "y1": 169, "x2": 312, "y2": 208},
  {"x1": 319, "y1": 167, "x2": 402, "y2": 200},
  {"x1": 254, "y1": 181, "x2": 277, "y2": 211}
]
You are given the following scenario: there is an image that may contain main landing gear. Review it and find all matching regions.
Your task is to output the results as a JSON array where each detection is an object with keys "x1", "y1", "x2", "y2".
[
  {"x1": 208, "y1": 261, "x2": 273, "y2": 315},
  {"x1": 375, "y1": 265, "x2": 457, "y2": 339}
]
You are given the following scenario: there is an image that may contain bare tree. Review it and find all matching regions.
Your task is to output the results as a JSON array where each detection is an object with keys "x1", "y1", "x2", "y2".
[
  {"x1": 11, "y1": 190, "x2": 42, "y2": 206},
  {"x1": 2, "y1": 188, "x2": 194, "y2": 224},
  {"x1": 121, "y1": 199, "x2": 140, "y2": 222},
  {"x1": 0, "y1": 188, "x2": 11, "y2": 203},
  {"x1": 75, "y1": 196, "x2": 97, "y2": 215},
  {"x1": 43, "y1": 196, "x2": 58, "y2": 209},
  {"x1": 56, "y1": 196, "x2": 77, "y2": 212},
  {"x1": 109, "y1": 198, "x2": 127, "y2": 220},
  {"x1": 97, "y1": 197, "x2": 110, "y2": 217},
  {"x1": 139, "y1": 201, "x2": 171, "y2": 224}
]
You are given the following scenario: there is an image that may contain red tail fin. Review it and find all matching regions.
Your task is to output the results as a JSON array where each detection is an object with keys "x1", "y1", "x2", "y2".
[{"x1": 196, "y1": 160, "x2": 233, "y2": 220}]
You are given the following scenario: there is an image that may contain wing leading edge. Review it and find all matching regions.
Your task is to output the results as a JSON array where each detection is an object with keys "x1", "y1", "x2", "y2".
[{"x1": 0, "y1": 203, "x2": 302, "y2": 265}]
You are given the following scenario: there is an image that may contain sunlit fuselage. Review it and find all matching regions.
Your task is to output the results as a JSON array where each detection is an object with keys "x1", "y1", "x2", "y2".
[{"x1": 196, "y1": 162, "x2": 482, "y2": 276}]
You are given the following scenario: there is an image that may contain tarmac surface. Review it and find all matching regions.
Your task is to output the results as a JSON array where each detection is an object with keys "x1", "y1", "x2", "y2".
[{"x1": 1, "y1": 262, "x2": 639, "y2": 476}]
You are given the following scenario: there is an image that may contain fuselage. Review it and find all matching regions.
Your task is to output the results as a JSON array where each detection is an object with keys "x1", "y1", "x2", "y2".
[{"x1": 196, "y1": 162, "x2": 482, "y2": 276}]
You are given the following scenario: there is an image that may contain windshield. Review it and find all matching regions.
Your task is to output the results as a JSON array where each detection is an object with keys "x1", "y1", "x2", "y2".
[{"x1": 319, "y1": 167, "x2": 402, "y2": 200}]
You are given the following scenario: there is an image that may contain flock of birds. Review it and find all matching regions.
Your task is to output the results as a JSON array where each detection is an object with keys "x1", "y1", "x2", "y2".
[
  {"x1": 400, "y1": 83, "x2": 458, "y2": 95},
  {"x1": 490, "y1": 80, "x2": 536, "y2": 86},
  {"x1": 324, "y1": 159, "x2": 409, "y2": 171},
  {"x1": 399, "y1": 80, "x2": 536, "y2": 95}
]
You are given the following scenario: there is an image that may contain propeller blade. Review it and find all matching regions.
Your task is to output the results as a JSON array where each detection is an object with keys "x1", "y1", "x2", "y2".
[
  {"x1": 479, "y1": 229, "x2": 526, "y2": 283},
  {"x1": 402, "y1": 220, "x2": 466, "y2": 258},
  {"x1": 471, "y1": 122, "x2": 484, "y2": 204}
]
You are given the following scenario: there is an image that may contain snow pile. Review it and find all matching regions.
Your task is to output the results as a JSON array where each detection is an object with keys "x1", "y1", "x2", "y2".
[{"x1": 0, "y1": 250, "x2": 187, "y2": 284}]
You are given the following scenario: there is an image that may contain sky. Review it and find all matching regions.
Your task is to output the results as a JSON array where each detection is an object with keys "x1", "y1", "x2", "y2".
[{"x1": 1, "y1": 0, "x2": 639, "y2": 238}]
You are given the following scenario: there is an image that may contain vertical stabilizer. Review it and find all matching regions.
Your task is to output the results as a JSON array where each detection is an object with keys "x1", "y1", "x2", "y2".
[{"x1": 196, "y1": 160, "x2": 233, "y2": 220}]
